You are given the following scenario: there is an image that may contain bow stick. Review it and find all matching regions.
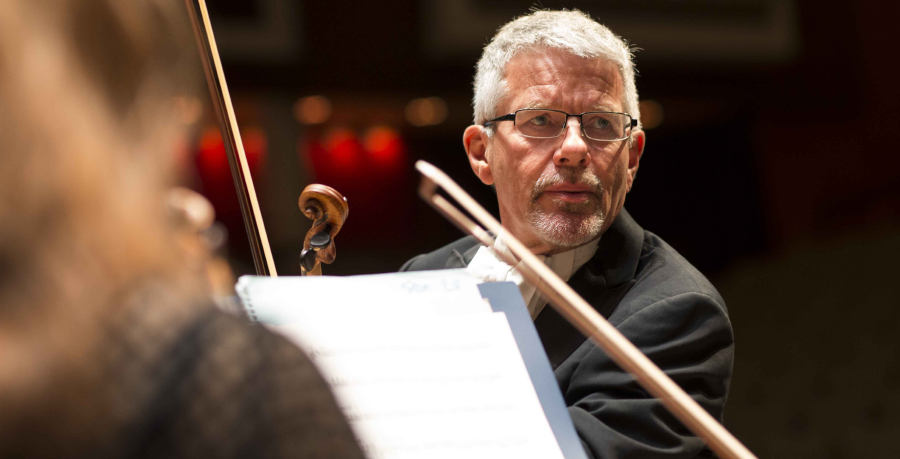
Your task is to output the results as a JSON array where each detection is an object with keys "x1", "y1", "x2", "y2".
[
  {"x1": 415, "y1": 160, "x2": 757, "y2": 459},
  {"x1": 185, "y1": 0, "x2": 277, "y2": 276}
]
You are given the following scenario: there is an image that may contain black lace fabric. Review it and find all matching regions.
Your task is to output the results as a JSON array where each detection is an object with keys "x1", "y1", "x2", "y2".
[{"x1": 3, "y1": 283, "x2": 366, "y2": 459}]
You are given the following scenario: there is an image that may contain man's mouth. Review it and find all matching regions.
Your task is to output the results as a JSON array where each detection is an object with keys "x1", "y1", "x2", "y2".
[{"x1": 541, "y1": 184, "x2": 598, "y2": 203}]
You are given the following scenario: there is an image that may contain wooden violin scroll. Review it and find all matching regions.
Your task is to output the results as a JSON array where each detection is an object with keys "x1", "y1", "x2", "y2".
[{"x1": 298, "y1": 184, "x2": 349, "y2": 276}]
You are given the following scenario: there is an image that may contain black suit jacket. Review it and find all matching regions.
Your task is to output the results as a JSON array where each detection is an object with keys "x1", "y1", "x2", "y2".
[{"x1": 400, "y1": 209, "x2": 734, "y2": 459}]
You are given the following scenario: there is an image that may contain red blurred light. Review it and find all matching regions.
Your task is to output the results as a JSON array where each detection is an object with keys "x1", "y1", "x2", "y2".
[
  {"x1": 195, "y1": 125, "x2": 269, "y2": 226},
  {"x1": 363, "y1": 126, "x2": 405, "y2": 166},
  {"x1": 197, "y1": 126, "x2": 268, "y2": 176},
  {"x1": 324, "y1": 128, "x2": 363, "y2": 169},
  {"x1": 197, "y1": 126, "x2": 229, "y2": 179},
  {"x1": 240, "y1": 126, "x2": 268, "y2": 170},
  {"x1": 300, "y1": 125, "x2": 413, "y2": 247}
]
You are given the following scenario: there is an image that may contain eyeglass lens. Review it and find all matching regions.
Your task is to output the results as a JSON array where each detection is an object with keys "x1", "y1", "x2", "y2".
[{"x1": 514, "y1": 109, "x2": 629, "y2": 141}]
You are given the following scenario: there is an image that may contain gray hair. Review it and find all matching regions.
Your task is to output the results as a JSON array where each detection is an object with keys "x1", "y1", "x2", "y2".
[{"x1": 473, "y1": 10, "x2": 641, "y2": 133}]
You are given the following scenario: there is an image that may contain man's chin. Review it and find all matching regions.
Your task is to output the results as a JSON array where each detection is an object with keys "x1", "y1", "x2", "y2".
[{"x1": 527, "y1": 211, "x2": 605, "y2": 249}]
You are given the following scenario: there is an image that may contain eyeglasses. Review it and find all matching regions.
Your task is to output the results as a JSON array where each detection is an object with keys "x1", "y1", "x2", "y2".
[{"x1": 484, "y1": 109, "x2": 637, "y2": 142}]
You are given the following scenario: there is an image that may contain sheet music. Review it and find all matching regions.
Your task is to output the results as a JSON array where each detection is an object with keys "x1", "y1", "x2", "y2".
[
  {"x1": 271, "y1": 313, "x2": 565, "y2": 459},
  {"x1": 238, "y1": 270, "x2": 490, "y2": 325}
]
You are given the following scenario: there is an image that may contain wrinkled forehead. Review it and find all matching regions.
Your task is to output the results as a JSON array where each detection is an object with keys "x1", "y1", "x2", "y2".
[{"x1": 500, "y1": 48, "x2": 624, "y2": 113}]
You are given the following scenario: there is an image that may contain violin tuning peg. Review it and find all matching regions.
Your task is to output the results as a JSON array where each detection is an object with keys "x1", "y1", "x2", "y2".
[{"x1": 310, "y1": 231, "x2": 331, "y2": 249}]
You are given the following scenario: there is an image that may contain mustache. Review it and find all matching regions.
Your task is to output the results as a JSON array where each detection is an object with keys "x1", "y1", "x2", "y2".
[{"x1": 531, "y1": 169, "x2": 603, "y2": 201}]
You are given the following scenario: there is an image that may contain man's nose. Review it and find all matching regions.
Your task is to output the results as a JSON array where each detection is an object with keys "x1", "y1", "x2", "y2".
[{"x1": 553, "y1": 117, "x2": 589, "y2": 167}]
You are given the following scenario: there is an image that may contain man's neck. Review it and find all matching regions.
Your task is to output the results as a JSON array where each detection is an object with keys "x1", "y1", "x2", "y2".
[
  {"x1": 544, "y1": 243, "x2": 594, "y2": 256},
  {"x1": 508, "y1": 234, "x2": 601, "y2": 258}
]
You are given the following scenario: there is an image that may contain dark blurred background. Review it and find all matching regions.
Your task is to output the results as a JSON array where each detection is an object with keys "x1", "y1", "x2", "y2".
[{"x1": 183, "y1": 1, "x2": 900, "y2": 457}]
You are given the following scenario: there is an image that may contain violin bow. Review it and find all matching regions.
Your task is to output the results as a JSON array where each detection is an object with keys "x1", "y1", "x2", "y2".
[
  {"x1": 415, "y1": 160, "x2": 757, "y2": 459},
  {"x1": 185, "y1": 0, "x2": 277, "y2": 276}
]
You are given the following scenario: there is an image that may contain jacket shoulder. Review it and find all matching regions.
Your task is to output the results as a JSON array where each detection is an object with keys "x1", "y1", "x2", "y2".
[
  {"x1": 624, "y1": 230, "x2": 727, "y2": 316},
  {"x1": 399, "y1": 236, "x2": 480, "y2": 272},
  {"x1": 562, "y1": 231, "x2": 734, "y2": 458}
]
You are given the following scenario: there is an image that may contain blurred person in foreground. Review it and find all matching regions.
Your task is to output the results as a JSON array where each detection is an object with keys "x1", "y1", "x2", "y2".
[
  {"x1": 402, "y1": 10, "x2": 734, "y2": 458},
  {"x1": 0, "y1": 1, "x2": 363, "y2": 458}
]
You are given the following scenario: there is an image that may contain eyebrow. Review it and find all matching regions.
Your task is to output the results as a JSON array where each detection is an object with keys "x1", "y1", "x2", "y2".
[
  {"x1": 520, "y1": 101, "x2": 549, "y2": 110},
  {"x1": 590, "y1": 104, "x2": 620, "y2": 112}
]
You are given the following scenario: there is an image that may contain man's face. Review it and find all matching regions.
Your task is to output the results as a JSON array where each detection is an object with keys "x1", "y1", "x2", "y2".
[{"x1": 464, "y1": 48, "x2": 644, "y2": 254}]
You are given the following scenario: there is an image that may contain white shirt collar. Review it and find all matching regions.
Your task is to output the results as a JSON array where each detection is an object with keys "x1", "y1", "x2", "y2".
[{"x1": 465, "y1": 234, "x2": 600, "y2": 320}]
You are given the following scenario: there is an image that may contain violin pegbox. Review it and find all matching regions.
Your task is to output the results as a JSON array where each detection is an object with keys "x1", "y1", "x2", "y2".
[{"x1": 298, "y1": 184, "x2": 349, "y2": 275}]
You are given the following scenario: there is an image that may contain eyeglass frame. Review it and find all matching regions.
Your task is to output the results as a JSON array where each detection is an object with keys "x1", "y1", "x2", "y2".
[{"x1": 483, "y1": 108, "x2": 638, "y2": 142}]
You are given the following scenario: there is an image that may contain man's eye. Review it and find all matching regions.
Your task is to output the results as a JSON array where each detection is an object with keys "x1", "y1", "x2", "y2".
[
  {"x1": 529, "y1": 115, "x2": 549, "y2": 126},
  {"x1": 588, "y1": 117, "x2": 611, "y2": 129}
]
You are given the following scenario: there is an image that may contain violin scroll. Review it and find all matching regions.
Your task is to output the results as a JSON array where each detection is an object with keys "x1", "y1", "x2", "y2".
[{"x1": 298, "y1": 184, "x2": 349, "y2": 275}]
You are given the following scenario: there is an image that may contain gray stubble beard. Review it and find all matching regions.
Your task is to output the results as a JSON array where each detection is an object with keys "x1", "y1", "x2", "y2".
[{"x1": 525, "y1": 169, "x2": 606, "y2": 249}]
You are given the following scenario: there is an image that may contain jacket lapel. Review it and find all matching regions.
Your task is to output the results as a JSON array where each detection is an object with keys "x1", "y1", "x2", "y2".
[
  {"x1": 534, "y1": 209, "x2": 644, "y2": 369},
  {"x1": 444, "y1": 243, "x2": 481, "y2": 269}
]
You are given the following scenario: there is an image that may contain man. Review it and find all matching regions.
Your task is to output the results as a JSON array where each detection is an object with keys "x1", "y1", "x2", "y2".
[{"x1": 402, "y1": 10, "x2": 733, "y2": 459}]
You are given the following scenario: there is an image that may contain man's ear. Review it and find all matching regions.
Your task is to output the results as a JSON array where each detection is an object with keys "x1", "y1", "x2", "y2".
[
  {"x1": 463, "y1": 125, "x2": 494, "y2": 185},
  {"x1": 626, "y1": 130, "x2": 645, "y2": 193}
]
